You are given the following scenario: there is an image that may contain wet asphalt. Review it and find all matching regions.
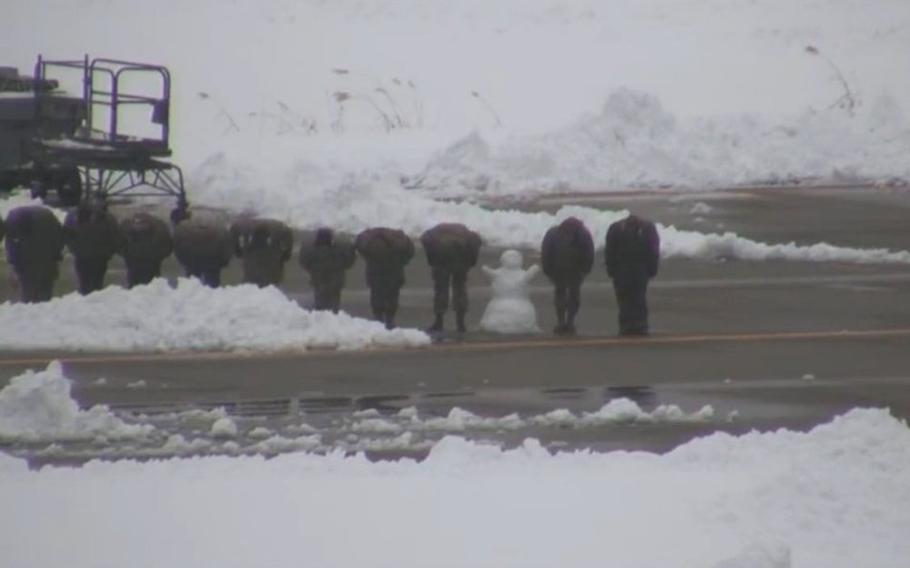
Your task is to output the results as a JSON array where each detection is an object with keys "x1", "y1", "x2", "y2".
[{"x1": 2, "y1": 184, "x2": 910, "y2": 461}]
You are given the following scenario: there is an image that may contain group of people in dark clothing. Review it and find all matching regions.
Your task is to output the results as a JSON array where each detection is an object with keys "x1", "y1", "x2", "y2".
[
  {"x1": 1, "y1": 201, "x2": 660, "y2": 337},
  {"x1": 541, "y1": 215, "x2": 660, "y2": 337},
  {"x1": 279, "y1": 214, "x2": 660, "y2": 337}
]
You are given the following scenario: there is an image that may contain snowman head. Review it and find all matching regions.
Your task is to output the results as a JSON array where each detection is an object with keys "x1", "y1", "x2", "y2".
[{"x1": 500, "y1": 249, "x2": 523, "y2": 269}]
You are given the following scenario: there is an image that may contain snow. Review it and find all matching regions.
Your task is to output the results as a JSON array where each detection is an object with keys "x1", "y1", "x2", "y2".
[
  {"x1": 412, "y1": 89, "x2": 910, "y2": 196},
  {"x1": 210, "y1": 417, "x2": 238, "y2": 438},
  {"x1": 0, "y1": 278, "x2": 430, "y2": 352},
  {"x1": 175, "y1": 169, "x2": 910, "y2": 263},
  {"x1": 1, "y1": 364, "x2": 908, "y2": 567},
  {"x1": 0, "y1": 192, "x2": 65, "y2": 223},
  {"x1": 690, "y1": 202, "x2": 714, "y2": 215},
  {"x1": 534, "y1": 398, "x2": 716, "y2": 427},
  {"x1": 0, "y1": 407, "x2": 908, "y2": 567},
  {"x1": 0, "y1": 361, "x2": 150, "y2": 442},
  {"x1": 0, "y1": 363, "x2": 724, "y2": 454}
]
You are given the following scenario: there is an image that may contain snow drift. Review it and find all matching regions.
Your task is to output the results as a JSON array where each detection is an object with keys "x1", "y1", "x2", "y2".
[
  {"x1": 0, "y1": 279, "x2": 430, "y2": 352},
  {"x1": 1, "y1": 407, "x2": 908, "y2": 567},
  {"x1": 0, "y1": 361, "x2": 150, "y2": 442}
]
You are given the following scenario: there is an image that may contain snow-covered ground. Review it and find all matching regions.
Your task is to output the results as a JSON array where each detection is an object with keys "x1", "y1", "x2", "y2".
[
  {"x1": 0, "y1": 279, "x2": 429, "y2": 352},
  {"x1": 1, "y1": 363, "x2": 909, "y2": 567}
]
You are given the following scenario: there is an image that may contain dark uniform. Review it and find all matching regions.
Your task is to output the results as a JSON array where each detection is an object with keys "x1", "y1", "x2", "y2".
[
  {"x1": 421, "y1": 223, "x2": 482, "y2": 333},
  {"x1": 355, "y1": 227, "x2": 414, "y2": 329},
  {"x1": 298, "y1": 228, "x2": 356, "y2": 313},
  {"x1": 63, "y1": 199, "x2": 120, "y2": 294},
  {"x1": 4, "y1": 206, "x2": 65, "y2": 302},
  {"x1": 233, "y1": 218, "x2": 294, "y2": 287},
  {"x1": 540, "y1": 217, "x2": 595, "y2": 335},
  {"x1": 173, "y1": 213, "x2": 233, "y2": 287},
  {"x1": 605, "y1": 214, "x2": 660, "y2": 336},
  {"x1": 117, "y1": 212, "x2": 174, "y2": 288}
]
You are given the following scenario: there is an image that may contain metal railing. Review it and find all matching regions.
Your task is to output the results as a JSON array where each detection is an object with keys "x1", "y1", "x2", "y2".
[{"x1": 34, "y1": 54, "x2": 172, "y2": 149}]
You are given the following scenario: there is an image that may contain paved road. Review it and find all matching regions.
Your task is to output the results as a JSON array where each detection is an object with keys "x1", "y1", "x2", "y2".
[{"x1": 2, "y1": 185, "x2": 909, "y2": 461}]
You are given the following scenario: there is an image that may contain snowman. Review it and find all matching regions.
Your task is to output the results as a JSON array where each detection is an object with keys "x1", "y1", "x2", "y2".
[{"x1": 479, "y1": 249, "x2": 541, "y2": 333}]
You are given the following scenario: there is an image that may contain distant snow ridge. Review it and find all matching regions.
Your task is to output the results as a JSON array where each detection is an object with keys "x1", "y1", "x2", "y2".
[
  {"x1": 414, "y1": 88, "x2": 910, "y2": 194},
  {"x1": 0, "y1": 361, "x2": 151, "y2": 442},
  {"x1": 0, "y1": 279, "x2": 430, "y2": 352}
]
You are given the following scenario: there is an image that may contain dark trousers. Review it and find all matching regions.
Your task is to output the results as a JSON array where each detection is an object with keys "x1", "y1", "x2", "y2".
[
  {"x1": 366, "y1": 265, "x2": 404, "y2": 329},
  {"x1": 552, "y1": 274, "x2": 583, "y2": 328},
  {"x1": 431, "y1": 267, "x2": 468, "y2": 316},
  {"x1": 75, "y1": 256, "x2": 109, "y2": 295},
  {"x1": 16, "y1": 264, "x2": 58, "y2": 303},
  {"x1": 125, "y1": 260, "x2": 163, "y2": 288},
  {"x1": 313, "y1": 282, "x2": 343, "y2": 313},
  {"x1": 185, "y1": 264, "x2": 222, "y2": 288},
  {"x1": 612, "y1": 274, "x2": 650, "y2": 335}
]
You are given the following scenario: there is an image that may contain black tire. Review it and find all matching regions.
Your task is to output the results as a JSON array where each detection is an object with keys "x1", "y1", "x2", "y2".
[
  {"x1": 29, "y1": 178, "x2": 48, "y2": 200},
  {"x1": 56, "y1": 169, "x2": 83, "y2": 207},
  {"x1": 0, "y1": 171, "x2": 19, "y2": 193}
]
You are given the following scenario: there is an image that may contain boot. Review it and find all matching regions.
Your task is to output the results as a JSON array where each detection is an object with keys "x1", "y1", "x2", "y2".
[
  {"x1": 427, "y1": 313, "x2": 444, "y2": 333},
  {"x1": 553, "y1": 305, "x2": 567, "y2": 335},
  {"x1": 455, "y1": 311, "x2": 467, "y2": 334},
  {"x1": 565, "y1": 311, "x2": 578, "y2": 336}
]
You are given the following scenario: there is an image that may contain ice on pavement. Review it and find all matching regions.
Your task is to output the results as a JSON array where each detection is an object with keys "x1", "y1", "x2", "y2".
[
  {"x1": 0, "y1": 278, "x2": 430, "y2": 352},
  {"x1": 1, "y1": 407, "x2": 908, "y2": 568}
]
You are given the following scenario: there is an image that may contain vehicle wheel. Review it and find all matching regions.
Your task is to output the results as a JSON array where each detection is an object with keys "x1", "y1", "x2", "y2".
[
  {"x1": 0, "y1": 172, "x2": 18, "y2": 193},
  {"x1": 29, "y1": 179, "x2": 48, "y2": 200},
  {"x1": 56, "y1": 169, "x2": 83, "y2": 207},
  {"x1": 170, "y1": 202, "x2": 190, "y2": 224}
]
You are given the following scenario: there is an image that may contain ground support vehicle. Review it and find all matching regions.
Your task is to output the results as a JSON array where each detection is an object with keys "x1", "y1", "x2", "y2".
[{"x1": 0, "y1": 55, "x2": 188, "y2": 215}]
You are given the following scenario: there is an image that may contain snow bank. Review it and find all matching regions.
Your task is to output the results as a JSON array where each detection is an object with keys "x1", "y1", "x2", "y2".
[
  {"x1": 0, "y1": 279, "x2": 430, "y2": 352},
  {"x1": 0, "y1": 192, "x2": 65, "y2": 223},
  {"x1": 187, "y1": 167, "x2": 910, "y2": 264},
  {"x1": 1, "y1": 408, "x2": 908, "y2": 567},
  {"x1": 0, "y1": 361, "x2": 150, "y2": 442},
  {"x1": 412, "y1": 89, "x2": 910, "y2": 195}
]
